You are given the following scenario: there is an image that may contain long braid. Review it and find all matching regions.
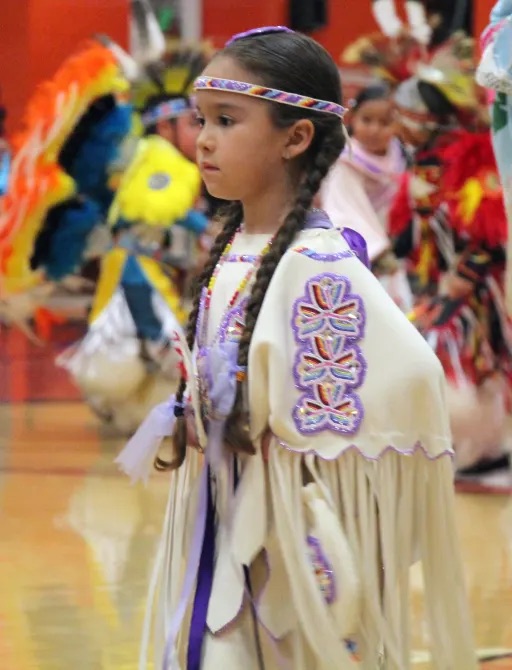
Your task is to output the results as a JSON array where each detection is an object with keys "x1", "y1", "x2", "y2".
[
  {"x1": 155, "y1": 201, "x2": 243, "y2": 470},
  {"x1": 224, "y1": 126, "x2": 345, "y2": 453}
]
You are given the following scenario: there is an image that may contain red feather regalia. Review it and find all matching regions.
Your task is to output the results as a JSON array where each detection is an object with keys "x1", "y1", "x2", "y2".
[
  {"x1": 388, "y1": 173, "x2": 412, "y2": 238},
  {"x1": 440, "y1": 131, "x2": 507, "y2": 249}
]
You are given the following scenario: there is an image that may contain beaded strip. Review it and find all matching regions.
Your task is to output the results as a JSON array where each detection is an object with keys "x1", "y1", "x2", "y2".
[
  {"x1": 141, "y1": 97, "x2": 191, "y2": 127},
  {"x1": 223, "y1": 254, "x2": 260, "y2": 264},
  {"x1": 292, "y1": 246, "x2": 356, "y2": 262},
  {"x1": 196, "y1": 230, "x2": 273, "y2": 348},
  {"x1": 194, "y1": 76, "x2": 347, "y2": 119}
]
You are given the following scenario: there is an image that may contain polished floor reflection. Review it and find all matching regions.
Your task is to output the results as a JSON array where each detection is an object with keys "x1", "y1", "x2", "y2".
[{"x1": 1, "y1": 402, "x2": 511, "y2": 669}]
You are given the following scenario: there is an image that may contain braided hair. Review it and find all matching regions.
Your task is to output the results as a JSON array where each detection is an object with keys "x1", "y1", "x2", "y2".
[{"x1": 164, "y1": 31, "x2": 345, "y2": 468}]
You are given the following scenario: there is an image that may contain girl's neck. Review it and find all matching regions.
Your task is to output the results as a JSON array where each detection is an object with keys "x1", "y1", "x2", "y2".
[{"x1": 241, "y1": 182, "x2": 297, "y2": 235}]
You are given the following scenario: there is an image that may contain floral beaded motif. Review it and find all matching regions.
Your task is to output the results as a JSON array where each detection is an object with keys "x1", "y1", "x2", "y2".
[{"x1": 292, "y1": 273, "x2": 366, "y2": 435}]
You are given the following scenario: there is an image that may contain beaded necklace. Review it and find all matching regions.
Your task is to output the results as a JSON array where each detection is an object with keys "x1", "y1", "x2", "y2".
[{"x1": 196, "y1": 229, "x2": 274, "y2": 354}]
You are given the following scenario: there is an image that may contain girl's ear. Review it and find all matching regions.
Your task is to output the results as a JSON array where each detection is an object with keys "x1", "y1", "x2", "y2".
[{"x1": 282, "y1": 119, "x2": 315, "y2": 160}]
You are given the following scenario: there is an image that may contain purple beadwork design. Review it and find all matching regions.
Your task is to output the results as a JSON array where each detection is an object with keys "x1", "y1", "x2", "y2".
[
  {"x1": 292, "y1": 247, "x2": 356, "y2": 262},
  {"x1": 194, "y1": 76, "x2": 347, "y2": 118},
  {"x1": 218, "y1": 298, "x2": 248, "y2": 344},
  {"x1": 307, "y1": 535, "x2": 336, "y2": 605},
  {"x1": 292, "y1": 273, "x2": 366, "y2": 435},
  {"x1": 223, "y1": 254, "x2": 260, "y2": 264}
]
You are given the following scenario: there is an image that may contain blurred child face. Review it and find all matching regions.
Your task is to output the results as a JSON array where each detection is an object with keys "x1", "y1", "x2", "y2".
[
  {"x1": 351, "y1": 98, "x2": 396, "y2": 156},
  {"x1": 156, "y1": 110, "x2": 201, "y2": 162}
]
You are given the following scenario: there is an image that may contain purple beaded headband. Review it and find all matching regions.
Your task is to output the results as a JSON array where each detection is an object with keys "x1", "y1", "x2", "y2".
[
  {"x1": 194, "y1": 26, "x2": 346, "y2": 119},
  {"x1": 194, "y1": 77, "x2": 346, "y2": 118}
]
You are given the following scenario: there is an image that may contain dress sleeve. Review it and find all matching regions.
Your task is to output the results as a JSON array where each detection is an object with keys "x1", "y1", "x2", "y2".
[
  {"x1": 491, "y1": 0, "x2": 512, "y2": 23},
  {"x1": 249, "y1": 229, "x2": 451, "y2": 460},
  {"x1": 239, "y1": 229, "x2": 476, "y2": 669}
]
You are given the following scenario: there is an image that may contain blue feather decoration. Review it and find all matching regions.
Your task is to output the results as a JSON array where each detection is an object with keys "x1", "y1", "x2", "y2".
[
  {"x1": 32, "y1": 198, "x2": 102, "y2": 280},
  {"x1": 64, "y1": 102, "x2": 133, "y2": 213}
]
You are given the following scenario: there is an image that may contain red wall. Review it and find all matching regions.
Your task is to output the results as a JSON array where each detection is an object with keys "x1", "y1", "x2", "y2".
[
  {"x1": 0, "y1": 0, "x2": 31, "y2": 134},
  {"x1": 202, "y1": 0, "x2": 497, "y2": 58},
  {"x1": 475, "y1": 0, "x2": 494, "y2": 37},
  {"x1": 203, "y1": 0, "x2": 288, "y2": 47},
  {"x1": 0, "y1": 0, "x2": 129, "y2": 135},
  {"x1": 202, "y1": 0, "x2": 373, "y2": 57},
  {"x1": 0, "y1": 0, "x2": 498, "y2": 136}
]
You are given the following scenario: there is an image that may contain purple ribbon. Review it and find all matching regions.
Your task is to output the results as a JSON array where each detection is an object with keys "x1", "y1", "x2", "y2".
[
  {"x1": 196, "y1": 341, "x2": 240, "y2": 470},
  {"x1": 342, "y1": 228, "x2": 370, "y2": 269},
  {"x1": 162, "y1": 464, "x2": 209, "y2": 669},
  {"x1": 186, "y1": 472, "x2": 215, "y2": 669},
  {"x1": 162, "y1": 344, "x2": 240, "y2": 667},
  {"x1": 304, "y1": 208, "x2": 370, "y2": 268}
]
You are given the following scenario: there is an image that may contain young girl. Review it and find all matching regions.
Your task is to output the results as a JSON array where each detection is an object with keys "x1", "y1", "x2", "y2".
[
  {"x1": 119, "y1": 27, "x2": 476, "y2": 670},
  {"x1": 321, "y1": 85, "x2": 412, "y2": 309}
]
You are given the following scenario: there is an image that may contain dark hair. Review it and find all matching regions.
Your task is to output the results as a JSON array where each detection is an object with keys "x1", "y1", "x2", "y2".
[
  {"x1": 417, "y1": 81, "x2": 456, "y2": 120},
  {"x1": 351, "y1": 83, "x2": 391, "y2": 112},
  {"x1": 164, "y1": 31, "x2": 345, "y2": 470}
]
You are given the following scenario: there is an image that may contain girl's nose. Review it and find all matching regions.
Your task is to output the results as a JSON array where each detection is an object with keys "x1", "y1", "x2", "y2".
[{"x1": 197, "y1": 126, "x2": 214, "y2": 153}]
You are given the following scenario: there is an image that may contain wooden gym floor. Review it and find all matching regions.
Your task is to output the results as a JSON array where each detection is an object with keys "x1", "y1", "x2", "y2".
[{"x1": 1, "y1": 400, "x2": 512, "y2": 669}]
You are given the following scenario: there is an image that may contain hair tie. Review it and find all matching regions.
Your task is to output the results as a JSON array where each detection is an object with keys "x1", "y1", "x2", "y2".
[
  {"x1": 174, "y1": 401, "x2": 186, "y2": 418},
  {"x1": 236, "y1": 366, "x2": 247, "y2": 382}
]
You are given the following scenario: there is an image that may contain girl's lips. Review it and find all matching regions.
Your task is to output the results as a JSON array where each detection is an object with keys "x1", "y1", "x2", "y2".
[{"x1": 201, "y1": 162, "x2": 219, "y2": 172}]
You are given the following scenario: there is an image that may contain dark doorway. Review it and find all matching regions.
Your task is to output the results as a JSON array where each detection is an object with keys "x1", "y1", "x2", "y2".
[{"x1": 427, "y1": 0, "x2": 473, "y2": 44}]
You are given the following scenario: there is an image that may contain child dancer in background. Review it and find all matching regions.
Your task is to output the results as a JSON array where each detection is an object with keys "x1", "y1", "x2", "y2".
[
  {"x1": 321, "y1": 84, "x2": 412, "y2": 310},
  {"x1": 119, "y1": 27, "x2": 476, "y2": 670}
]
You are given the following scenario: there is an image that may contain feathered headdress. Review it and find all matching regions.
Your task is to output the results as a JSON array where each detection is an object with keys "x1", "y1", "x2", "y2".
[
  {"x1": 440, "y1": 130, "x2": 507, "y2": 249},
  {"x1": 341, "y1": 33, "x2": 423, "y2": 86},
  {"x1": 132, "y1": 41, "x2": 214, "y2": 131},
  {"x1": 415, "y1": 32, "x2": 478, "y2": 111},
  {"x1": 0, "y1": 41, "x2": 131, "y2": 296}
]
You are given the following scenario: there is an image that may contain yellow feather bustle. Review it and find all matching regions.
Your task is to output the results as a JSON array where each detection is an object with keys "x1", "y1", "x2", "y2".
[{"x1": 108, "y1": 135, "x2": 201, "y2": 228}]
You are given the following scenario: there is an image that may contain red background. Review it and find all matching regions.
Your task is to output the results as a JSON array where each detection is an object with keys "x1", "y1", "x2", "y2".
[{"x1": 0, "y1": 0, "x2": 497, "y2": 134}]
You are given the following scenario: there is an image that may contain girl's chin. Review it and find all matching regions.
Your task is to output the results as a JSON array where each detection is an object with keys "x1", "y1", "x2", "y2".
[{"x1": 202, "y1": 179, "x2": 237, "y2": 201}]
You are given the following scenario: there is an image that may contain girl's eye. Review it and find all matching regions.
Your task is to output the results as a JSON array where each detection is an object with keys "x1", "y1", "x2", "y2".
[
  {"x1": 219, "y1": 115, "x2": 234, "y2": 127},
  {"x1": 196, "y1": 115, "x2": 205, "y2": 127}
]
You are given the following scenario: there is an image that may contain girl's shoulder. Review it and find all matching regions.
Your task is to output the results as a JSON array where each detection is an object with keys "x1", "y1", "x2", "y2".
[{"x1": 288, "y1": 211, "x2": 370, "y2": 267}]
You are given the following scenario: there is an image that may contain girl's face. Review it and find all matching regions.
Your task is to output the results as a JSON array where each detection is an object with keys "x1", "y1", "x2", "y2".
[
  {"x1": 175, "y1": 110, "x2": 202, "y2": 162},
  {"x1": 195, "y1": 57, "x2": 301, "y2": 203},
  {"x1": 351, "y1": 98, "x2": 396, "y2": 156},
  {"x1": 156, "y1": 110, "x2": 201, "y2": 163}
]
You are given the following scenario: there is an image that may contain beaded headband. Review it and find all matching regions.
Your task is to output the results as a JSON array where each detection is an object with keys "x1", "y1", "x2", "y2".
[
  {"x1": 194, "y1": 76, "x2": 346, "y2": 118},
  {"x1": 141, "y1": 97, "x2": 192, "y2": 127},
  {"x1": 195, "y1": 26, "x2": 346, "y2": 118}
]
